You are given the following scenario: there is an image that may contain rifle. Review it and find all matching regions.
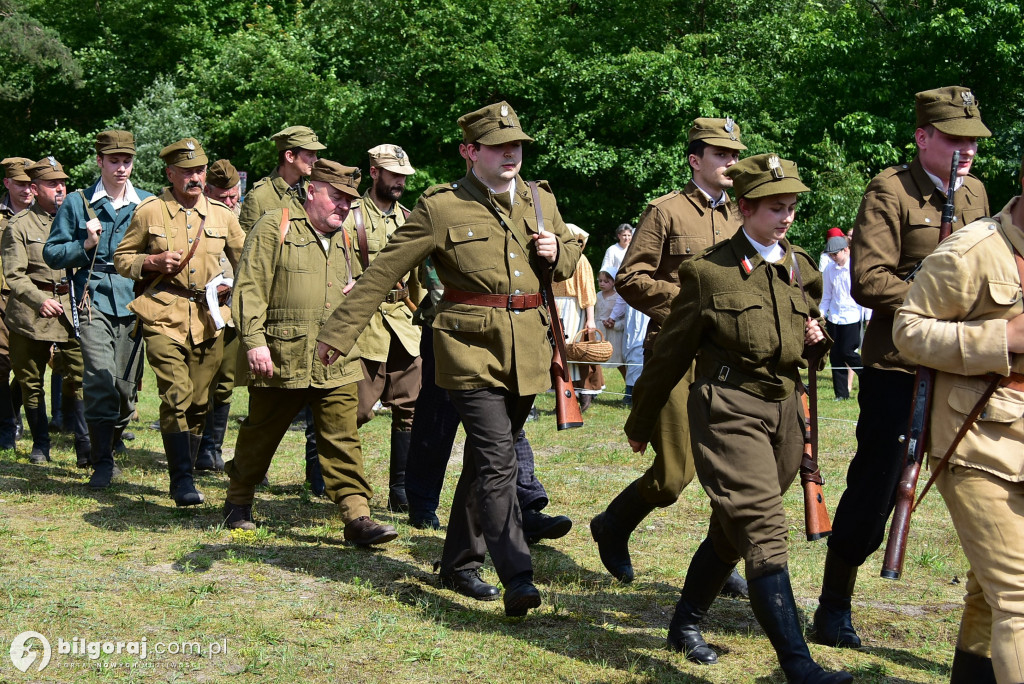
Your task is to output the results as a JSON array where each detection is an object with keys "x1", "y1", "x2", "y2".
[
  {"x1": 65, "y1": 269, "x2": 80, "y2": 340},
  {"x1": 880, "y1": 150, "x2": 959, "y2": 580},
  {"x1": 800, "y1": 362, "x2": 832, "y2": 541}
]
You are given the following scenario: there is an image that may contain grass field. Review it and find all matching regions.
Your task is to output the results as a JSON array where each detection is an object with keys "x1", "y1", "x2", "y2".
[{"x1": 0, "y1": 367, "x2": 967, "y2": 683}]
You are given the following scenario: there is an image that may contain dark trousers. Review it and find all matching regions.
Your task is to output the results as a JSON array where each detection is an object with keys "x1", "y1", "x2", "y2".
[
  {"x1": 825, "y1": 321, "x2": 862, "y2": 399},
  {"x1": 827, "y1": 367, "x2": 916, "y2": 566},
  {"x1": 442, "y1": 388, "x2": 534, "y2": 585},
  {"x1": 80, "y1": 313, "x2": 139, "y2": 428},
  {"x1": 405, "y1": 330, "x2": 547, "y2": 514}
]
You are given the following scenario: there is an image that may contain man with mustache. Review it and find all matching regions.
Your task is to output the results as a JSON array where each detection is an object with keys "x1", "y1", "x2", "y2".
[
  {"x1": 0, "y1": 157, "x2": 34, "y2": 448},
  {"x1": 222, "y1": 160, "x2": 397, "y2": 546},
  {"x1": 2, "y1": 157, "x2": 89, "y2": 465},
  {"x1": 343, "y1": 144, "x2": 423, "y2": 512},
  {"x1": 114, "y1": 138, "x2": 244, "y2": 507},
  {"x1": 43, "y1": 131, "x2": 153, "y2": 487}
]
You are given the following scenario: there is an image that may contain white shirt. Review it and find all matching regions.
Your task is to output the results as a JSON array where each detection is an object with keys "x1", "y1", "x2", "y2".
[
  {"x1": 742, "y1": 230, "x2": 784, "y2": 263},
  {"x1": 91, "y1": 179, "x2": 142, "y2": 211},
  {"x1": 820, "y1": 258, "x2": 864, "y2": 325},
  {"x1": 600, "y1": 242, "x2": 627, "y2": 275}
]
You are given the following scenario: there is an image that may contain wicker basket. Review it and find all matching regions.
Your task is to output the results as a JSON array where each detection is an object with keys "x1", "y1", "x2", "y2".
[{"x1": 566, "y1": 327, "x2": 613, "y2": 363}]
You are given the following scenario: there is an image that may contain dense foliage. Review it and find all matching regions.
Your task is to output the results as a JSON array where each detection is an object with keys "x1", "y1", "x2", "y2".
[{"x1": 2, "y1": 0, "x2": 1021, "y2": 257}]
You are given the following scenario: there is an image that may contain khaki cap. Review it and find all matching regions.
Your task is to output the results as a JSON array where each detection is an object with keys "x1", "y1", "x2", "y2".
[
  {"x1": 159, "y1": 138, "x2": 208, "y2": 168},
  {"x1": 458, "y1": 101, "x2": 534, "y2": 145},
  {"x1": 368, "y1": 144, "x2": 416, "y2": 176},
  {"x1": 309, "y1": 159, "x2": 361, "y2": 199},
  {"x1": 725, "y1": 153, "x2": 809, "y2": 199},
  {"x1": 689, "y1": 117, "x2": 747, "y2": 151},
  {"x1": 95, "y1": 130, "x2": 136, "y2": 155},
  {"x1": 915, "y1": 86, "x2": 991, "y2": 138},
  {"x1": 26, "y1": 156, "x2": 69, "y2": 181},
  {"x1": 272, "y1": 126, "x2": 327, "y2": 152},
  {"x1": 2, "y1": 157, "x2": 34, "y2": 182},
  {"x1": 207, "y1": 159, "x2": 240, "y2": 189}
]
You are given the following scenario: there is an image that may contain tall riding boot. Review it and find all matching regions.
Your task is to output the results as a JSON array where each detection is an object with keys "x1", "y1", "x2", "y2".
[
  {"x1": 87, "y1": 423, "x2": 117, "y2": 489},
  {"x1": 12, "y1": 381, "x2": 23, "y2": 441},
  {"x1": 388, "y1": 430, "x2": 411, "y2": 512},
  {"x1": 814, "y1": 548, "x2": 862, "y2": 648},
  {"x1": 304, "y1": 406, "x2": 325, "y2": 497},
  {"x1": 949, "y1": 648, "x2": 997, "y2": 683},
  {"x1": 748, "y1": 569, "x2": 853, "y2": 683},
  {"x1": 72, "y1": 399, "x2": 91, "y2": 468},
  {"x1": 590, "y1": 478, "x2": 657, "y2": 582},
  {"x1": 24, "y1": 404, "x2": 50, "y2": 464},
  {"x1": 195, "y1": 403, "x2": 229, "y2": 472},
  {"x1": 0, "y1": 377, "x2": 16, "y2": 449},
  {"x1": 164, "y1": 431, "x2": 204, "y2": 506},
  {"x1": 667, "y1": 538, "x2": 737, "y2": 664},
  {"x1": 48, "y1": 373, "x2": 63, "y2": 432}
]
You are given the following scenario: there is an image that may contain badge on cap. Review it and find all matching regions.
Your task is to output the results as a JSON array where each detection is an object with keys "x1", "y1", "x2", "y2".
[
  {"x1": 186, "y1": 140, "x2": 195, "y2": 150},
  {"x1": 768, "y1": 155, "x2": 785, "y2": 180},
  {"x1": 394, "y1": 147, "x2": 407, "y2": 165},
  {"x1": 47, "y1": 156, "x2": 57, "y2": 169},
  {"x1": 961, "y1": 91, "x2": 976, "y2": 107},
  {"x1": 500, "y1": 105, "x2": 509, "y2": 117},
  {"x1": 724, "y1": 117, "x2": 737, "y2": 141}
]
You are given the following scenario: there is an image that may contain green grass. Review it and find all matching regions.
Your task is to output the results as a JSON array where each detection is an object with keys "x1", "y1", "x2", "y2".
[{"x1": 0, "y1": 366, "x2": 966, "y2": 682}]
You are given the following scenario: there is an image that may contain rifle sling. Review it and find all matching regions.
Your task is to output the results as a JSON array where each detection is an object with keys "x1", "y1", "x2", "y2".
[
  {"x1": 527, "y1": 181, "x2": 572, "y2": 383},
  {"x1": 791, "y1": 256, "x2": 823, "y2": 479}
]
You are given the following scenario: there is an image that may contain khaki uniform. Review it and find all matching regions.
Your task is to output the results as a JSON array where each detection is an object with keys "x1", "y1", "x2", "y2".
[
  {"x1": 615, "y1": 180, "x2": 742, "y2": 505},
  {"x1": 893, "y1": 201, "x2": 1024, "y2": 680},
  {"x1": 238, "y1": 171, "x2": 307, "y2": 233},
  {"x1": 113, "y1": 190, "x2": 244, "y2": 432},
  {"x1": 345, "y1": 194, "x2": 424, "y2": 428},
  {"x1": 317, "y1": 172, "x2": 582, "y2": 585},
  {"x1": 0, "y1": 197, "x2": 20, "y2": 374},
  {"x1": 224, "y1": 207, "x2": 373, "y2": 521},
  {"x1": 626, "y1": 230, "x2": 826, "y2": 575},
  {"x1": 1, "y1": 204, "x2": 82, "y2": 408}
]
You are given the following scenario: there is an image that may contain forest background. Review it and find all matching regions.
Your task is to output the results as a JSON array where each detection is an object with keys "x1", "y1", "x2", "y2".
[{"x1": 2, "y1": 0, "x2": 1022, "y2": 257}]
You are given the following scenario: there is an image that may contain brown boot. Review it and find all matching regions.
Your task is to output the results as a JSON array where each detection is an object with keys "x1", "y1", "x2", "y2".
[{"x1": 343, "y1": 517, "x2": 397, "y2": 546}]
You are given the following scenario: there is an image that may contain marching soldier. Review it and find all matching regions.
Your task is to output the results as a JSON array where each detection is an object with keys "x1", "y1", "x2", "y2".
[
  {"x1": 113, "y1": 138, "x2": 245, "y2": 506},
  {"x1": 222, "y1": 160, "x2": 397, "y2": 546},
  {"x1": 0, "y1": 157, "x2": 33, "y2": 448}
]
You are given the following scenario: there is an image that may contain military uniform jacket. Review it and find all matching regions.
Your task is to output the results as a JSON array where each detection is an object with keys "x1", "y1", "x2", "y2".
[
  {"x1": 114, "y1": 189, "x2": 244, "y2": 346},
  {"x1": 894, "y1": 199, "x2": 1024, "y2": 482},
  {"x1": 317, "y1": 172, "x2": 583, "y2": 396},
  {"x1": 343, "y1": 192, "x2": 423, "y2": 361},
  {"x1": 0, "y1": 194, "x2": 23, "y2": 294},
  {"x1": 43, "y1": 180, "x2": 153, "y2": 318},
  {"x1": 233, "y1": 207, "x2": 362, "y2": 390},
  {"x1": 852, "y1": 156, "x2": 988, "y2": 371},
  {"x1": 1, "y1": 204, "x2": 75, "y2": 341},
  {"x1": 238, "y1": 170, "x2": 308, "y2": 233},
  {"x1": 625, "y1": 230, "x2": 826, "y2": 442},
  {"x1": 616, "y1": 180, "x2": 741, "y2": 340}
]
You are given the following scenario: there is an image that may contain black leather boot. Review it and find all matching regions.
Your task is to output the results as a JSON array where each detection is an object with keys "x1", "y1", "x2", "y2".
[
  {"x1": 0, "y1": 377, "x2": 17, "y2": 449},
  {"x1": 72, "y1": 398, "x2": 91, "y2": 468},
  {"x1": 303, "y1": 406, "x2": 324, "y2": 496},
  {"x1": 667, "y1": 538, "x2": 736, "y2": 664},
  {"x1": 814, "y1": 548, "x2": 862, "y2": 648},
  {"x1": 87, "y1": 423, "x2": 117, "y2": 490},
  {"x1": 195, "y1": 403, "x2": 229, "y2": 472},
  {"x1": 589, "y1": 478, "x2": 657, "y2": 582},
  {"x1": 164, "y1": 431, "x2": 204, "y2": 506},
  {"x1": 48, "y1": 373, "x2": 65, "y2": 432},
  {"x1": 24, "y1": 404, "x2": 50, "y2": 464},
  {"x1": 388, "y1": 430, "x2": 411, "y2": 512},
  {"x1": 748, "y1": 569, "x2": 853, "y2": 683},
  {"x1": 949, "y1": 647, "x2": 997, "y2": 683},
  {"x1": 11, "y1": 380, "x2": 23, "y2": 441}
]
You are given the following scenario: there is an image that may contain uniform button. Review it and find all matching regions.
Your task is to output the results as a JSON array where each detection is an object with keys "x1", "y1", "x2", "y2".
[
  {"x1": 190, "y1": 268, "x2": 195, "y2": 274},
  {"x1": 452, "y1": 183, "x2": 459, "y2": 188},
  {"x1": 467, "y1": 231, "x2": 474, "y2": 237},
  {"x1": 514, "y1": 270, "x2": 521, "y2": 277},
  {"x1": 514, "y1": 289, "x2": 522, "y2": 295},
  {"x1": 187, "y1": 224, "x2": 192, "y2": 230},
  {"x1": 981, "y1": 411, "x2": 988, "y2": 419},
  {"x1": 188, "y1": 238, "x2": 194, "y2": 243},
  {"x1": 325, "y1": 303, "x2": 330, "y2": 309},
  {"x1": 510, "y1": 252, "x2": 516, "y2": 258},
  {"x1": 925, "y1": 218, "x2": 931, "y2": 223},
  {"x1": 327, "y1": 282, "x2": 333, "y2": 287},
  {"x1": 454, "y1": 322, "x2": 460, "y2": 330},
  {"x1": 190, "y1": 283, "x2": 196, "y2": 288},
  {"x1": 186, "y1": 210, "x2": 192, "y2": 216},
  {"x1": 327, "y1": 260, "x2": 331, "y2": 265}
]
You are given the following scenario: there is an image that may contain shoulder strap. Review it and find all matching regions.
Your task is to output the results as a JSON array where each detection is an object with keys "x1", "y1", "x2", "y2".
[
  {"x1": 77, "y1": 190, "x2": 98, "y2": 221},
  {"x1": 352, "y1": 204, "x2": 370, "y2": 270},
  {"x1": 278, "y1": 208, "x2": 290, "y2": 245}
]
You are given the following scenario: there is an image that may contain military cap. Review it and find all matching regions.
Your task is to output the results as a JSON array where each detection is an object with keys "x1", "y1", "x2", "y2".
[
  {"x1": 159, "y1": 138, "x2": 208, "y2": 168},
  {"x1": 367, "y1": 144, "x2": 416, "y2": 176},
  {"x1": 824, "y1": 227, "x2": 848, "y2": 253},
  {"x1": 95, "y1": 130, "x2": 136, "y2": 155},
  {"x1": 1, "y1": 157, "x2": 34, "y2": 182},
  {"x1": 26, "y1": 156, "x2": 69, "y2": 181},
  {"x1": 915, "y1": 86, "x2": 991, "y2": 138},
  {"x1": 272, "y1": 126, "x2": 326, "y2": 152},
  {"x1": 725, "y1": 153, "x2": 809, "y2": 199},
  {"x1": 688, "y1": 117, "x2": 747, "y2": 151},
  {"x1": 207, "y1": 159, "x2": 240, "y2": 189},
  {"x1": 309, "y1": 159, "x2": 361, "y2": 199},
  {"x1": 458, "y1": 101, "x2": 534, "y2": 145}
]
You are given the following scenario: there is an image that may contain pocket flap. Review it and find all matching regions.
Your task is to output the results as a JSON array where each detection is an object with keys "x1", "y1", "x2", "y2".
[
  {"x1": 949, "y1": 382, "x2": 1024, "y2": 424},
  {"x1": 447, "y1": 224, "x2": 489, "y2": 244},
  {"x1": 433, "y1": 309, "x2": 486, "y2": 333},
  {"x1": 987, "y1": 281, "x2": 1022, "y2": 307},
  {"x1": 266, "y1": 323, "x2": 307, "y2": 341},
  {"x1": 712, "y1": 292, "x2": 762, "y2": 313}
]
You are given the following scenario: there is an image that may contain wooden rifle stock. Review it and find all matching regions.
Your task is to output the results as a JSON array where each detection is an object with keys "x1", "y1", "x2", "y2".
[
  {"x1": 542, "y1": 278, "x2": 583, "y2": 430},
  {"x1": 800, "y1": 364, "x2": 832, "y2": 541}
]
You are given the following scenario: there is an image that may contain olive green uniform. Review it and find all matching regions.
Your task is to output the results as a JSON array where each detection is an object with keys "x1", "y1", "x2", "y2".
[
  {"x1": 113, "y1": 190, "x2": 244, "y2": 433},
  {"x1": 616, "y1": 180, "x2": 742, "y2": 504},
  {"x1": 238, "y1": 171, "x2": 307, "y2": 233},
  {"x1": 224, "y1": 207, "x2": 374, "y2": 520},
  {"x1": 0, "y1": 197, "x2": 19, "y2": 376}
]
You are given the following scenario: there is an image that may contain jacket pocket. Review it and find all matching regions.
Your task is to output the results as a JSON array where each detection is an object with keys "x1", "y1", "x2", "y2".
[
  {"x1": 281, "y1": 232, "x2": 318, "y2": 273},
  {"x1": 987, "y1": 281, "x2": 1022, "y2": 308},
  {"x1": 203, "y1": 225, "x2": 227, "y2": 257},
  {"x1": 147, "y1": 224, "x2": 172, "y2": 251},
  {"x1": 433, "y1": 308, "x2": 487, "y2": 334},
  {"x1": 712, "y1": 291, "x2": 768, "y2": 354},
  {"x1": 266, "y1": 323, "x2": 309, "y2": 380},
  {"x1": 447, "y1": 224, "x2": 493, "y2": 273},
  {"x1": 948, "y1": 382, "x2": 1024, "y2": 424},
  {"x1": 668, "y1": 235, "x2": 707, "y2": 258}
]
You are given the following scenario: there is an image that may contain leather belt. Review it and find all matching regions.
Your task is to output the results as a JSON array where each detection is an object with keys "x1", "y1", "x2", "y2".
[
  {"x1": 153, "y1": 281, "x2": 232, "y2": 307},
  {"x1": 384, "y1": 287, "x2": 409, "y2": 304},
  {"x1": 32, "y1": 279, "x2": 70, "y2": 296},
  {"x1": 443, "y1": 287, "x2": 542, "y2": 310},
  {"x1": 92, "y1": 263, "x2": 118, "y2": 274}
]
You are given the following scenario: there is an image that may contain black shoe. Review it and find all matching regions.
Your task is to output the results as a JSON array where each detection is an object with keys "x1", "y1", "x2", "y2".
[
  {"x1": 814, "y1": 550, "x2": 862, "y2": 648},
  {"x1": 409, "y1": 510, "x2": 441, "y2": 530},
  {"x1": 667, "y1": 597, "x2": 718, "y2": 664},
  {"x1": 343, "y1": 516, "x2": 397, "y2": 546},
  {"x1": 222, "y1": 501, "x2": 256, "y2": 531},
  {"x1": 164, "y1": 432, "x2": 204, "y2": 507},
  {"x1": 522, "y1": 507, "x2": 572, "y2": 545},
  {"x1": 440, "y1": 569, "x2": 500, "y2": 601},
  {"x1": 666, "y1": 538, "x2": 736, "y2": 664},
  {"x1": 503, "y1": 580, "x2": 541, "y2": 617},
  {"x1": 121, "y1": 430, "x2": 136, "y2": 441},
  {"x1": 720, "y1": 568, "x2": 749, "y2": 599},
  {"x1": 25, "y1": 405, "x2": 50, "y2": 463},
  {"x1": 590, "y1": 478, "x2": 656, "y2": 583},
  {"x1": 949, "y1": 647, "x2": 997, "y2": 683},
  {"x1": 87, "y1": 423, "x2": 117, "y2": 490}
]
